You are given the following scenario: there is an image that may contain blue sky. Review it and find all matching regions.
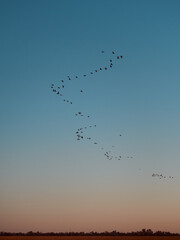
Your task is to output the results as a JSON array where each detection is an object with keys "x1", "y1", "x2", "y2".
[{"x1": 1, "y1": 0, "x2": 180, "y2": 232}]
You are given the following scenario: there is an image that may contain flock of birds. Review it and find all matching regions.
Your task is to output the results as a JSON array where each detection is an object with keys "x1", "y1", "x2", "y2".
[
  {"x1": 51, "y1": 50, "x2": 174, "y2": 180},
  {"x1": 152, "y1": 173, "x2": 174, "y2": 180},
  {"x1": 51, "y1": 50, "x2": 130, "y2": 160}
]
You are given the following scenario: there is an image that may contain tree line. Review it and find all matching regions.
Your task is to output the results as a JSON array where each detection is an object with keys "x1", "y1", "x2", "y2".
[{"x1": 0, "y1": 229, "x2": 179, "y2": 236}]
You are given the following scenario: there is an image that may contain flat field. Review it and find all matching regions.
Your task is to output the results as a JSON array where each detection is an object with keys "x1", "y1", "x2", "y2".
[{"x1": 0, "y1": 236, "x2": 179, "y2": 240}]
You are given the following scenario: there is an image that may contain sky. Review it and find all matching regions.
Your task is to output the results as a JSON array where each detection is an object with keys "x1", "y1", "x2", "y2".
[{"x1": 0, "y1": 0, "x2": 180, "y2": 233}]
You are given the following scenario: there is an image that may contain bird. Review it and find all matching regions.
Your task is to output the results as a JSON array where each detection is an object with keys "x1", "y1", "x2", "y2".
[
  {"x1": 61, "y1": 80, "x2": 64, "y2": 82},
  {"x1": 100, "y1": 68, "x2": 102, "y2": 70},
  {"x1": 80, "y1": 90, "x2": 83, "y2": 93},
  {"x1": 75, "y1": 76, "x2": 78, "y2": 78},
  {"x1": 62, "y1": 85, "x2": 64, "y2": 88},
  {"x1": 101, "y1": 51, "x2": 104, "y2": 53},
  {"x1": 112, "y1": 51, "x2": 115, "y2": 54},
  {"x1": 84, "y1": 75, "x2": 86, "y2": 77},
  {"x1": 120, "y1": 56, "x2": 123, "y2": 58},
  {"x1": 117, "y1": 56, "x2": 120, "y2": 59},
  {"x1": 104, "y1": 67, "x2": 107, "y2": 70}
]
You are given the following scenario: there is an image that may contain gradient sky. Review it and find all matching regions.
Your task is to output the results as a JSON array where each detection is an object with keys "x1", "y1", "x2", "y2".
[{"x1": 1, "y1": 0, "x2": 180, "y2": 233}]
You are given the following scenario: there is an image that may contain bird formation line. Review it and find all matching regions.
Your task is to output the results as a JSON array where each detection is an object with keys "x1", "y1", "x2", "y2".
[
  {"x1": 51, "y1": 50, "x2": 123, "y2": 105},
  {"x1": 152, "y1": 173, "x2": 174, "y2": 180},
  {"x1": 51, "y1": 50, "x2": 131, "y2": 161}
]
